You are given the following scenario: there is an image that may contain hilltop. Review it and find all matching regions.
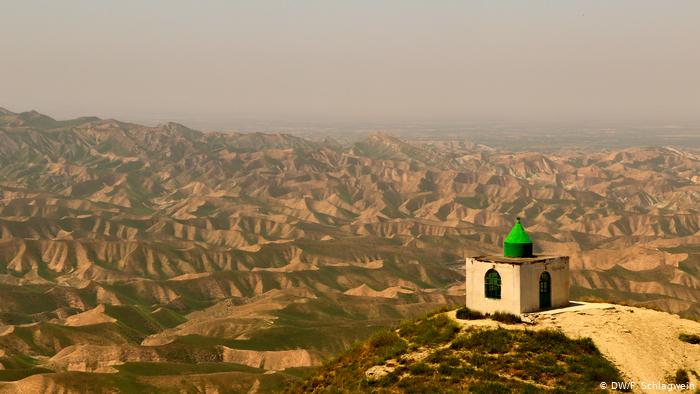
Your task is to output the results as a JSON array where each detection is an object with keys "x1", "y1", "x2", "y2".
[
  {"x1": 526, "y1": 303, "x2": 700, "y2": 392},
  {"x1": 291, "y1": 303, "x2": 700, "y2": 394}
]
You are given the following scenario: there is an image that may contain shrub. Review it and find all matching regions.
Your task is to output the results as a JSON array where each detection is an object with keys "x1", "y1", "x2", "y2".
[
  {"x1": 396, "y1": 376, "x2": 445, "y2": 392},
  {"x1": 573, "y1": 337, "x2": 599, "y2": 354},
  {"x1": 534, "y1": 353, "x2": 557, "y2": 366},
  {"x1": 468, "y1": 382, "x2": 513, "y2": 394},
  {"x1": 437, "y1": 362, "x2": 451, "y2": 375},
  {"x1": 369, "y1": 330, "x2": 400, "y2": 348},
  {"x1": 456, "y1": 307, "x2": 485, "y2": 320},
  {"x1": 674, "y1": 369, "x2": 690, "y2": 386},
  {"x1": 491, "y1": 312, "x2": 522, "y2": 324},
  {"x1": 368, "y1": 330, "x2": 408, "y2": 361},
  {"x1": 468, "y1": 353, "x2": 488, "y2": 368},
  {"x1": 579, "y1": 354, "x2": 623, "y2": 384},
  {"x1": 455, "y1": 308, "x2": 522, "y2": 324},
  {"x1": 408, "y1": 362, "x2": 433, "y2": 375},
  {"x1": 519, "y1": 329, "x2": 574, "y2": 354},
  {"x1": 445, "y1": 355, "x2": 462, "y2": 366},
  {"x1": 520, "y1": 354, "x2": 566, "y2": 381},
  {"x1": 288, "y1": 314, "x2": 627, "y2": 394},
  {"x1": 375, "y1": 371, "x2": 399, "y2": 386},
  {"x1": 438, "y1": 363, "x2": 468, "y2": 380},
  {"x1": 425, "y1": 348, "x2": 452, "y2": 364},
  {"x1": 451, "y1": 328, "x2": 512, "y2": 354},
  {"x1": 679, "y1": 333, "x2": 700, "y2": 345},
  {"x1": 426, "y1": 305, "x2": 454, "y2": 317},
  {"x1": 399, "y1": 315, "x2": 459, "y2": 347}
]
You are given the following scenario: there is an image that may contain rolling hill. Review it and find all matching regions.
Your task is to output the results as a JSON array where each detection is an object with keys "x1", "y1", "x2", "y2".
[{"x1": 0, "y1": 108, "x2": 699, "y2": 391}]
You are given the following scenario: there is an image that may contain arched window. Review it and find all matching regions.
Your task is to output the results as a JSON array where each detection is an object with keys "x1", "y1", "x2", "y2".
[{"x1": 484, "y1": 269, "x2": 501, "y2": 299}]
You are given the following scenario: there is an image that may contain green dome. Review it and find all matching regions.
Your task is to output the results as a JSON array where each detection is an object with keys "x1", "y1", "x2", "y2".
[{"x1": 503, "y1": 218, "x2": 533, "y2": 257}]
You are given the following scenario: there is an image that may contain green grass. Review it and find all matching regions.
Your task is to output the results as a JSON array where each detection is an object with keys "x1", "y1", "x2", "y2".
[
  {"x1": 103, "y1": 304, "x2": 166, "y2": 335},
  {"x1": 115, "y1": 361, "x2": 262, "y2": 376},
  {"x1": 455, "y1": 307, "x2": 522, "y2": 324},
  {"x1": 491, "y1": 311, "x2": 523, "y2": 324},
  {"x1": 0, "y1": 284, "x2": 58, "y2": 314},
  {"x1": 288, "y1": 313, "x2": 624, "y2": 394},
  {"x1": 454, "y1": 196, "x2": 487, "y2": 209},
  {"x1": 451, "y1": 328, "x2": 513, "y2": 353},
  {"x1": 34, "y1": 371, "x2": 156, "y2": 392},
  {"x1": 367, "y1": 330, "x2": 408, "y2": 362},
  {"x1": 0, "y1": 368, "x2": 52, "y2": 382},
  {"x1": 0, "y1": 354, "x2": 42, "y2": 369},
  {"x1": 150, "y1": 307, "x2": 187, "y2": 328},
  {"x1": 398, "y1": 314, "x2": 459, "y2": 347}
]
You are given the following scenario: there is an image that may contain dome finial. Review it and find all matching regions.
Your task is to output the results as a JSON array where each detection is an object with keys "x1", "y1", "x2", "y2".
[{"x1": 504, "y1": 218, "x2": 533, "y2": 258}]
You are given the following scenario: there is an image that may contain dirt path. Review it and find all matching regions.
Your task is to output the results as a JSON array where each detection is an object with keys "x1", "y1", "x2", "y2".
[{"x1": 530, "y1": 303, "x2": 699, "y2": 393}]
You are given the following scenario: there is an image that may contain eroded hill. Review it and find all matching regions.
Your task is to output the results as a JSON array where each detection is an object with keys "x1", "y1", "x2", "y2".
[{"x1": 0, "y1": 108, "x2": 699, "y2": 391}]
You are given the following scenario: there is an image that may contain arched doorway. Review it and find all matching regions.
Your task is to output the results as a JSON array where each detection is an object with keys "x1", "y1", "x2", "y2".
[{"x1": 539, "y1": 271, "x2": 551, "y2": 309}]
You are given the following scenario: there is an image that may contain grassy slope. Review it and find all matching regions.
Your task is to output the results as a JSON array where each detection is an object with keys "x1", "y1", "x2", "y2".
[{"x1": 289, "y1": 310, "x2": 624, "y2": 393}]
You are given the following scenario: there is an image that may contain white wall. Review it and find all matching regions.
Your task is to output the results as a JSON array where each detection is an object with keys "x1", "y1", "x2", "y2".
[
  {"x1": 519, "y1": 257, "x2": 570, "y2": 312},
  {"x1": 465, "y1": 256, "x2": 570, "y2": 314},
  {"x1": 465, "y1": 258, "x2": 521, "y2": 315}
]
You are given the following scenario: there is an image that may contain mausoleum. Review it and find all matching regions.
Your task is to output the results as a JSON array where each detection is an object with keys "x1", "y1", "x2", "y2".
[{"x1": 465, "y1": 218, "x2": 569, "y2": 314}]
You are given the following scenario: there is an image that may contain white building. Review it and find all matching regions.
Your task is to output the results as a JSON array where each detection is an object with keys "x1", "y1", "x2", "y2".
[{"x1": 465, "y1": 218, "x2": 570, "y2": 315}]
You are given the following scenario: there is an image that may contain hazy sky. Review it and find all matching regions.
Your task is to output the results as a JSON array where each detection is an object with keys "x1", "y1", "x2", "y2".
[{"x1": 1, "y1": 1, "x2": 699, "y2": 126}]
